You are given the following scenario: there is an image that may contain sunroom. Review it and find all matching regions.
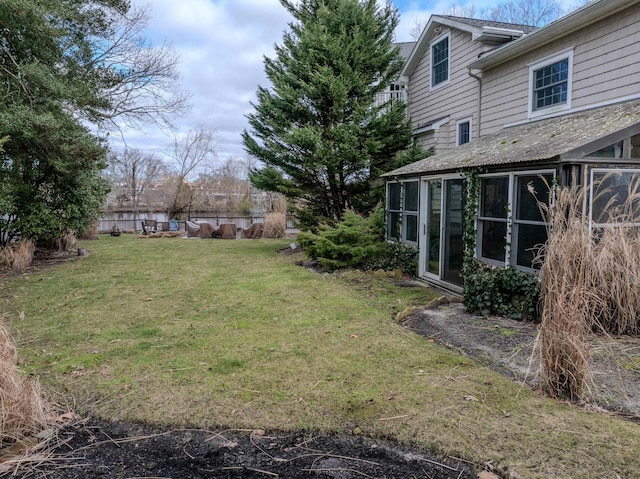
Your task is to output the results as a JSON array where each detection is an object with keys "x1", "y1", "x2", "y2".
[{"x1": 383, "y1": 99, "x2": 640, "y2": 291}]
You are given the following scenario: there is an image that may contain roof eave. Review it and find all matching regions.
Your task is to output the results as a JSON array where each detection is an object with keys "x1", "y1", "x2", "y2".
[
  {"x1": 401, "y1": 15, "x2": 483, "y2": 78},
  {"x1": 468, "y1": 0, "x2": 640, "y2": 70}
]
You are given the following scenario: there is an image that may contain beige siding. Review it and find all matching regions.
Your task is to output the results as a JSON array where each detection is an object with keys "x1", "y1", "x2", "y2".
[
  {"x1": 481, "y1": 4, "x2": 640, "y2": 134},
  {"x1": 407, "y1": 28, "x2": 481, "y2": 153}
]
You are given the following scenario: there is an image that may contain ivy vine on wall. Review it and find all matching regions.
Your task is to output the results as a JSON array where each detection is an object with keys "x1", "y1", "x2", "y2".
[{"x1": 460, "y1": 170, "x2": 540, "y2": 321}]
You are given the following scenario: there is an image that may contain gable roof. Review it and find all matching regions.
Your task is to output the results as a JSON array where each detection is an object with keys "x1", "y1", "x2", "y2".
[
  {"x1": 394, "y1": 41, "x2": 416, "y2": 61},
  {"x1": 383, "y1": 99, "x2": 640, "y2": 178},
  {"x1": 401, "y1": 15, "x2": 534, "y2": 78},
  {"x1": 437, "y1": 15, "x2": 537, "y2": 34},
  {"x1": 469, "y1": 0, "x2": 640, "y2": 70}
]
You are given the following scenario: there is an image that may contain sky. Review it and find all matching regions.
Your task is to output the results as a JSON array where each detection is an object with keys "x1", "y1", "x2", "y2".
[{"x1": 113, "y1": 0, "x2": 577, "y2": 166}]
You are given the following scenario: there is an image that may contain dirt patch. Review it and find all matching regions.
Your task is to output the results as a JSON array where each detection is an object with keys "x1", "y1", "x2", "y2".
[
  {"x1": 5, "y1": 417, "x2": 479, "y2": 479},
  {"x1": 400, "y1": 300, "x2": 640, "y2": 421}
]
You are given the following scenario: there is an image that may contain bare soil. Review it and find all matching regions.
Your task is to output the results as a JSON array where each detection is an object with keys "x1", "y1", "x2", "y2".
[
  {"x1": 5, "y1": 418, "x2": 478, "y2": 478},
  {"x1": 400, "y1": 299, "x2": 640, "y2": 422}
]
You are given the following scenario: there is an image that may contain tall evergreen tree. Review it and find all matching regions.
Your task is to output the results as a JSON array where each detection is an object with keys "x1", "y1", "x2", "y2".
[{"x1": 243, "y1": 0, "x2": 412, "y2": 227}]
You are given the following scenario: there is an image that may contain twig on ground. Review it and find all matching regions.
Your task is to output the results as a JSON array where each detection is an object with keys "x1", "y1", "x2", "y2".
[{"x1": 300, "y1": 467, "x2": 374, "y2": 478}]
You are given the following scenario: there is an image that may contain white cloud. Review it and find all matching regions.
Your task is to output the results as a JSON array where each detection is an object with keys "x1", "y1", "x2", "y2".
[
  {"x1": 112, "y1": 0, "x2": 293, "y2": 163},
  {"x1": 112, "y1": 0, "x2": 579, "y2": 163}
]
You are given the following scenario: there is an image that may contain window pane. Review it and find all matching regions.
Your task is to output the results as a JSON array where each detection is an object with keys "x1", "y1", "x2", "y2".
[
  {"x1": 631, "y1": 134, "x2": 640, "y2": 159},
  {"x1": 458, "y1": 121, "x2": 470, "y2": 145},
  {"x1": 515, "y1": 224, "x2": 547, "y2": 269},
  {"x1": 387, "y1": 212, "x2": 400, "y2": 240},
  {"x1": 388, "y1": 183, "x2": 401, "y2": 210},
  {"x1": 404, "y1": 181, "x2": 419, "y2": 212},
  {"x1": 405, "y1": 214, "x2": 418, "y2": 242},
  {"x1": 588, "y1": 141, "x2": 624, "y2": 159},
  {"x1": 480, "y1": 220, "x2": 507, "y2": 262},
  {"x1": 592, "y1": 170, "x2": 640, "y2": 223},
  {"x1": 517, "y1": 174, "x2": 552, "y2": 222},
  {"x1": 427, "y1": 180, "x2": 442, "y2": 275},
  {"x1": 432, "y1": 37, "x2": 449, "y2": 86},
  {"x1": 533, "y1": 58, "x2": 568, "y2": 110},
  {"x1": 480, "y1": 177, "x2": 509, "y2": 218}
]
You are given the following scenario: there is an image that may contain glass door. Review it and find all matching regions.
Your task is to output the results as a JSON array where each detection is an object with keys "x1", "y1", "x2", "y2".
[
  {"x1": 420, "y1": 177, "x2": 464, "y2": 287},
  {"x1": 425, "y1": 180, "x2": 442, "y2": 276},
  {"x1": 442, "y1": 179, "x2": 464, "y2": 286}
]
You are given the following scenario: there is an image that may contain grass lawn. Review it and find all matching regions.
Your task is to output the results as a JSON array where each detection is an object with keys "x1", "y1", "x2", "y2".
[{"x1": 2, "y1": 234, "x2": 639, "y2": 479}]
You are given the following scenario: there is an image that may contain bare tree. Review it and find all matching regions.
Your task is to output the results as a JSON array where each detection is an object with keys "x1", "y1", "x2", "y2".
[
  {"x1": 107, "y1": 148, "x2": 165, "y2": 226},
  {"x1": 487, "y1": 0, "x2": 563, "y2": 26},
  {"x1": 408, "y1": 0, "x2": 564, "y2": 40},
  {"x1": 444, "y1": 3, "x2": 479, "y2": 17},
  {"x1": 79, "y1": 4, "x2": 190, "y2": 131},
  {"x1": 166, "y1": 127, "x2": 218, "y2": 218},
  {"x1": 409, "y1": 3, "x2": 478, "y2": 41}
]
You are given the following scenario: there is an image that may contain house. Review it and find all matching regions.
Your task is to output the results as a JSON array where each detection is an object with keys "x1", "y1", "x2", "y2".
[
  {"x1": 374, "y1": 41, "x2": 416, "y2": 108},
  {"x1": 383, "y1": 0, "x2": 640, "y2": 291}
]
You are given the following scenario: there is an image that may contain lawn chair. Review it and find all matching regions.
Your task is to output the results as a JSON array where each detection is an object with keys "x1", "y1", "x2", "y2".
[{"x1": 141, "y1": 219, "x2": 157, "y2": 234}]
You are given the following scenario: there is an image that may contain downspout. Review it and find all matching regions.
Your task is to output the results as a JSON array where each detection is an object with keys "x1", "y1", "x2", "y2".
[{"x1": 467, "y1": 68, "x2": 482, "y2": 138}]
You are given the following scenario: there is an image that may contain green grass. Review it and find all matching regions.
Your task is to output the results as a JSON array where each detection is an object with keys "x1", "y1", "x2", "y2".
[{"x1": 2, "y1": 234, "x2": 640, "y2": 478}]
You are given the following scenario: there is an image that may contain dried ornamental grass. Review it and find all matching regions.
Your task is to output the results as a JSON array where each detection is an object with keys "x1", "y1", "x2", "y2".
[
  {"x1": 0, "y1": 319, "x2": 49, "y2": 446},
  {"x1": 535, "y1": 177, "x2": 640, "y2": 400},
  {"x1": 262, "y1": 212, "x2": 286, "y2": 238},
  {"x1": 0, "y1": 239, "x2": 35, "y2": 272},
  {"x1": 536, "y1": 186, "x2": 591, "y2": 401}
]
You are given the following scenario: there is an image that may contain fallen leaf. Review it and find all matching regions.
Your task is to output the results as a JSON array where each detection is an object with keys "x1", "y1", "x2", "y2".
[{"x1": 479, "y1": 472, "x2": 500, "y2": 479}]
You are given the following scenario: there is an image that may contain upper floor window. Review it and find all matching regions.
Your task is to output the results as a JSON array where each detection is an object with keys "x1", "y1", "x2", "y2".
[
  {"x1": 430, "y1": 32, "x2": 450, "y2": 90},
  {"x1": 456, "y1": 117, "x2": 471, "y2": 146},
  {"x1": 528, "y1": 51, "x2": 573, "y2": 118}
]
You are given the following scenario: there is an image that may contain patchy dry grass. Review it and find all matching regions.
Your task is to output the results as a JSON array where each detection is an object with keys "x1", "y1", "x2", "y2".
[{"x1": 1, "y1": 235, "x2": 639, "y2": 478}]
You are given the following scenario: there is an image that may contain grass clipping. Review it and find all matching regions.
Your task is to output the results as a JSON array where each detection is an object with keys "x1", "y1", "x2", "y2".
[
  {"x1": 535, "y1": 178, "x2": 640, "y2": 400},
  {"x1": 0, "y1": 318, "x2": 49, "y2": 446}
]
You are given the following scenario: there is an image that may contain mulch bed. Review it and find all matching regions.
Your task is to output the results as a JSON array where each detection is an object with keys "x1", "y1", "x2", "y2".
[{"x1": 7, "y1": 417, "x2": 479, "y2": 478}]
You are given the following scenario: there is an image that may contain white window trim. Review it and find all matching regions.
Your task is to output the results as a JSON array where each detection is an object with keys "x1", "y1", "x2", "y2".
[
  {"x1": 527, "y1": 49, "x2": 574, "y2": 119},
  {"x1": 429, "y1": 31, "x2": 451, "y2": 91},
  {"x1": 477, "y1": 169, "x2": 556, "y2": 272},
  {"x1": 456, "y1": 117, "x2": 472, "y2": 146},
  {"x1": 418, "y1": 173, "x2": 463, "y2": 284},
  {"x1": 386, "y1": 179, "x2": 419, "y2": 246}
]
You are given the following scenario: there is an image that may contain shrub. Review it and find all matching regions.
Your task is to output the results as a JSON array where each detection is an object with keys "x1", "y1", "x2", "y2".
[
  {"x1": 298, "y1": 207, "x2": 417, "y2": 274},
  {"x1": 363, "y1": 241, "x2": 418, "y2": 276},
  {"x1": 463, "y1": 260, "x2": 540, "y2": 321},
  {"x1": 298, "y1": 209, "x2": 382, "y2": 270}
]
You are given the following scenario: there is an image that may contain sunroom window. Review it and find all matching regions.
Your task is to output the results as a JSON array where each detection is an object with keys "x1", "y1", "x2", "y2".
[
  {"x1": 478, "y1": 171, "x2": 554, "y2": 271},
  {"x1": 386, "y1": 180, "x2": 419, "y2": 245},
  {"x1": 513, "y1": 174, "x2": 552, "y2": 269},
  {"x1": 590, "y1": 169, "x2": 640, "y2": 226},
  {"x1": 478, "y1": 177, "x2": 508, "y2": 262}
]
